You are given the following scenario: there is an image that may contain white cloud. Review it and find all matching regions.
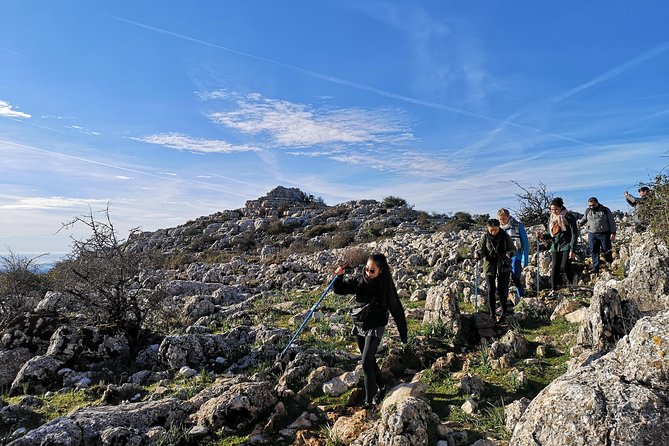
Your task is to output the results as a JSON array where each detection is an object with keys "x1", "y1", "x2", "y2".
[
  {"x1": 0, "y1": 196, "x2": 110, "y2": 210},
  {"x1": 65, "y1": 125, "x2": 100, "y2": 136},
  {"x1": 115, "y1": 176, "x2": 131, "y2": 180},
  {"x1": 0, "y1": 100, "x2": 31, "y2": 118},
  {"x1": 208, "y1": 94, "x2": 414, "y2": 148},
  {"x1": 329, "y1": 149, "x2": 455, "y2": 178},
  {"x1": 135, "y1": 133, "x2": 259, "y2": 153}
]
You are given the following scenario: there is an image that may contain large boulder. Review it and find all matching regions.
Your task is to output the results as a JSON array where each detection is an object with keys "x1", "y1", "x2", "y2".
[
  {"x1": 0, "y1": 348, "x2": 33, "y2": 389},
  {"x1": 618, "y1": 233, "x2": 669, "y2": 313},
  {"x1": 7, "y1": 398, "x2": 190, "y2": 446},
  {"x1": 190, "y1": 381, "x2": 277, "y2": 431},
  {"x1": 576, "y1": 281, "x2": 640, "y2": 352},
  {"x1": 10, "y1": 355, "x2": 64, "y2": 396},
  {"x1": 158, "y1": 326, "x2": 254, "y2": 369},
  {"x1": 510, "y1": 311, "x2": 669, "y2": 445},
  {"x1": 46, "y1": 326, "x2": 130, "y2": 366},
  {"x1": 422, "y1": 282, "x2": 462, "y2": 336}
]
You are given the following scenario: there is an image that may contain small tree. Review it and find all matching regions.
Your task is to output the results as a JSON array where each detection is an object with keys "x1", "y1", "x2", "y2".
[
  {"x1": 511, "y1": 181, "x2": 554, "y2": 226},
  {"x1": 50, "y1": 205, "x2": 161, "y2": 343},
  {"x1": 0, "y1": 250, "x2": 46, "y2": 329}
]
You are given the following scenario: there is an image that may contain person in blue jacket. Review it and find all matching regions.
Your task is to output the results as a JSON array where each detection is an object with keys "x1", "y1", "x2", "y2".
[
  {"x1": 498, "y1": 208, "x2": 529, "y2": 305},
  {"x1": 333, "y1": 253, "x2": 408, "y2": 408}
]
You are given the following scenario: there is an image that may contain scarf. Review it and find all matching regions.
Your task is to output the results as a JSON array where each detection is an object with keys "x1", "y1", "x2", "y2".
[{"x1": 549, "y1": 209, "x2": 568, "y2": 236}]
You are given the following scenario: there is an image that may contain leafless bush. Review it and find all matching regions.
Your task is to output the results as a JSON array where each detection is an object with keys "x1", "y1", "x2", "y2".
[
  {"x1": 50, "y1": 205, "x2": 163, "y2": 343},
  {"x1": 511, "y1": 181, "x2": 554, "y2": 226},
  {"x1": 0, "y1": 250, "x2": 46, "y2": 329}
]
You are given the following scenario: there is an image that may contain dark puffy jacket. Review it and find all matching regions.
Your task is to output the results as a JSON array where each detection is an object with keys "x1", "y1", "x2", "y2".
[{"x1": 333, "y1": 275, "x2": 407, "y2": 338}]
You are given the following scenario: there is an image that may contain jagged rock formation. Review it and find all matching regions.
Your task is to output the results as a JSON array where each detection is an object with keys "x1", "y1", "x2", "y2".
[{"x1": 509, "y1": 311, "x2": 669, "y2": 446}]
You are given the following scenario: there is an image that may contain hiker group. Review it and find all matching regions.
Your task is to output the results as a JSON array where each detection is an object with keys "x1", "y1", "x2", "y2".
[
  {"x1": 319, "y1": 186, "x2": 649, "y2": 408},
  {"x1": 473, "y1": 185, "x2": 650, "y2": 323}
]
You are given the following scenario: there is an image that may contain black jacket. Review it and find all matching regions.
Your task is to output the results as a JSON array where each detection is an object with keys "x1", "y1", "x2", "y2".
[{"x1": 333, "y1": 275, "x2": 408, "y2": 339}]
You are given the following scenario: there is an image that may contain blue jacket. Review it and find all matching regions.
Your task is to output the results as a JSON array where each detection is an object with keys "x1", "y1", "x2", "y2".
[{"x1": 501, "y1": 216, "x2": 529, "y2": 267}]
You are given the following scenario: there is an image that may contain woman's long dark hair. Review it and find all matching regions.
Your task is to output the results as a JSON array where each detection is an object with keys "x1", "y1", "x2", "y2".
[{"x1": 365, "y1": 253, "x2": 398, "y2": 308}]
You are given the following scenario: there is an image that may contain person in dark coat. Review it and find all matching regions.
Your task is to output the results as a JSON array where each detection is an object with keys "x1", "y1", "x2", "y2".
[
  {"x1": 537, "y1": 197, "x2": 578, "y2": 296},
  {"x1": 333, "y1": 253, "x2": 408, "y2": 407},
  {"x1": 475, "y1": 218, "x2": 515, "y2": 323}
]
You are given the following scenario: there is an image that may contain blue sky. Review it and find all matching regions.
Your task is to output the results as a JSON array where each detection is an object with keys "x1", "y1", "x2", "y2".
[{"x1": 1, "y1": 1, "x2": 668, "y2": 261}]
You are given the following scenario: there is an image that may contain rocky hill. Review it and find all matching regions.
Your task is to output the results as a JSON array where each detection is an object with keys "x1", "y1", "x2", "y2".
[{"x1": 1, "y1": 186, "x2": 668, "y2": 446}]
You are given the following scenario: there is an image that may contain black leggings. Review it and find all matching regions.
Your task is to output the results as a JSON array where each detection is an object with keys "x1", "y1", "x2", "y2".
[
  {"x1": 356, "y1": 334, "x2": 384, "y2": 404},
  {"x1": 551, "y1": 250, "x2": 574, "y2": 290},
  {"x1": 485, "y1": 270, "x2": 510, "y2": 316}
]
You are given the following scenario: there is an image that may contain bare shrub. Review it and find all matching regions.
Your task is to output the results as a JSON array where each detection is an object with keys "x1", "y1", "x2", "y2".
[
  {"x1": 0, "y1": 250, "x2": 46, "y2": 329},
  {"x1": 511, "y1": 181, "x2": 554, "y2": 226},
  {"x1": 50, "y1": 205, "x2": 163, "y2": 344}
]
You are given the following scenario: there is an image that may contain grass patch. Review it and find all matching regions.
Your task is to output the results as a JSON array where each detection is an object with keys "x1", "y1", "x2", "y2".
[{"x1": 421, "y1": 313, "x2": 579, "y2": 441}]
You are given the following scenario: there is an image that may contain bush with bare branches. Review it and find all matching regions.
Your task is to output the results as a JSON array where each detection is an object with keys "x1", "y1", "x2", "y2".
[
  {"x1": 0, "y1": 250, "x2": 46, "y2": 330},
  {"x1": 49, "y1": 206, "x2": 164, "y2": 344}
]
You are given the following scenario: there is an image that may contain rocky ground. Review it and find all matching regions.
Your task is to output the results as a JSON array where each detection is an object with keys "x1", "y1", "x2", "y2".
[{"x1": 1, "y1": 186, "x2": 668, "y2": 446}]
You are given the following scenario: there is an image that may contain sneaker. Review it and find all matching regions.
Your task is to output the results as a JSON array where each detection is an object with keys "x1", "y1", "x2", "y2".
[
  {"x1": 372, "y1": 388, "x2": 386, "y2": 405},
  {"x1": 546, "y1": 291, "x2": 559, "y2": 300}
]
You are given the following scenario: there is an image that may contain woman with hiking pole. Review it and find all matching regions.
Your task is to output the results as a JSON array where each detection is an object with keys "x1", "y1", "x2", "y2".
[{"x1": 333, "y1": 253, "x2": 408, "y2": 408}]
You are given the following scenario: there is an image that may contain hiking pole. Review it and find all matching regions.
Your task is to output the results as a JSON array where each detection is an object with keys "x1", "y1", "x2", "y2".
[
  {"x1": 279, "y1": 262, "x2": 348, "y2": 358},
  {"x1": 474, "y1": 259, "x2": 479, "y2": 313},
  {"x1": 536, "y1": 237, "x2": 540, "y2": 295}
]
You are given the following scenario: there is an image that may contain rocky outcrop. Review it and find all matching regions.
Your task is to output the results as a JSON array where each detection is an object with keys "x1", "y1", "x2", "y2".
[
  {"x1": 576, "y1": 281, "x2": 640, "y2": 352},
  {"x1": 158, "y1": 326, "x2": 255, "y2": 369},
  {"x1": 6, "y1": 398, "x2": 190, "y2": 446},
  {"x1": 617, "y1": 232, "x2": 669, "y2": 313},
  {"x1": 510, "y1": 311, "x2": 669, "y2": 445},
  {"x1": 423, "y1": 282, "x2": 462, "y2": 336},
  {"x1": 190, "y1": 381, "x2": 277, "y2": 431}
]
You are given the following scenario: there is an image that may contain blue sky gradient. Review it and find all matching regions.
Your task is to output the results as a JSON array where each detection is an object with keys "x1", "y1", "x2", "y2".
[{"x1": 1, "y1": 1, "x2": 668, "y2": 260}]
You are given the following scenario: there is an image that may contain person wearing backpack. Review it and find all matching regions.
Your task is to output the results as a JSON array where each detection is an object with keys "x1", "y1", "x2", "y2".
[
  {"x1": 577, "y1": 197, "x2": 616, "y2": 274},
  {"x1": 333, "y1": 253, "x2": 408, "y2": 408},
  {"x1": 475, "y1": 219, "x2": 516, "y2": 323},
  {"x1": 498, "y1": 208, "x2": 529, "y2": 305},
  {"x1": 537, "y1": 197, "x2": 578, "y2": 297}
]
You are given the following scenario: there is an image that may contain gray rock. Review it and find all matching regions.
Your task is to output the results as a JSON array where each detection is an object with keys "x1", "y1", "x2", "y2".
[
  {"x1": 0, "y1": 348, "x2": 32, "y2": 389},
  {"x1": 190, "y1": 381, "x2": 277, "y2": 431},
  {"x1": 510, "y1": 311, "x2": 669, "y2": 445},
  {"x1": 10, "y1": 355, "x2": 64, "y2": 395},
  {"x1": 423, "y1": 282, "x2": 462, "y2": 336}
]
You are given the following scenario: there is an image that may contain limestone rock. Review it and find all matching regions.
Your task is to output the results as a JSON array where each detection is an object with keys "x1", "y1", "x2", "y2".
[{"x1": 510, "y1": 311, "x2": 669, "y2": 445}]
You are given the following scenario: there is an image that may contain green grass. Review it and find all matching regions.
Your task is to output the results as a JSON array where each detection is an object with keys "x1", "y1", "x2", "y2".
[{"x1": 421, "y1": 313, "x2": 579, "y2": 441}]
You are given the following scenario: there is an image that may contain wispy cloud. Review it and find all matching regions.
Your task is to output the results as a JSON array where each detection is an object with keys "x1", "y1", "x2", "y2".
[
  {"x1": 65, "y1": 125, "x2": 101, "y2": 136},
  {"x1": 115, "y1": 16, "x2": 584, "y2": 149},
  {"x1": 329, "y1": 149, "x2": 456, "y2": 178},
  {"x1": 551, "y1": 40, "x2": 669, "y2": 107},
  {"x1": 207, "y1": 93, "x2": 413, "y2": 148},
  {"x1": 134, "y1": 133, "x2": 259, "y2": 153},
  {"x1": 0, "y1": 100, "x2": 31, "y2": 118},
  {"x1": 0, "y1": 196, "x2": 110, "y2": 210}
]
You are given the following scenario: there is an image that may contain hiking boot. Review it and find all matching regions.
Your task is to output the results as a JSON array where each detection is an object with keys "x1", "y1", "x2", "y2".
[{"x1": 372, "y1": 387, "x2": 386, "y2": 405}]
